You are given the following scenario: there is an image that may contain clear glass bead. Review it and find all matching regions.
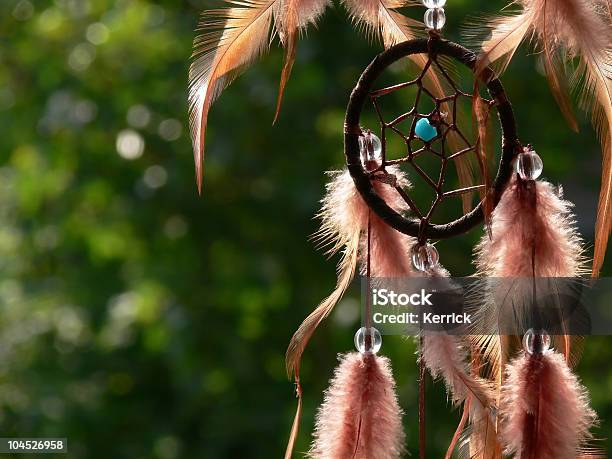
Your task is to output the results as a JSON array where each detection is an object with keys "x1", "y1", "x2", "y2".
[
  {"x1": 422, "y1": 0, "x2": 446, "y2": 7},
  {"x1": 359, "y1": 131, "x2": 382, "y2": 170},
  {"x1": 516, "y1": 150, "x2": 543, "y2": 181},
  {"x1": 354, "y1": 326, "x2": 382, "y2": 354},
  {"x1": 411, "y1": 243, "x2": 440, "y2": 271},
  {"x1": 424, "y1": 8, "x2": 446, "y2": 30},
  {"x1": 523, "y1": 329, "x2": 551, "y2": 355}
]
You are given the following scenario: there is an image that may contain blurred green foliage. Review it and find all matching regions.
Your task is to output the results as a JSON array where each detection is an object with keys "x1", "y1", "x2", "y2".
[{"x1": 0, "y1": 0, "x2": 609, "y2": 458}]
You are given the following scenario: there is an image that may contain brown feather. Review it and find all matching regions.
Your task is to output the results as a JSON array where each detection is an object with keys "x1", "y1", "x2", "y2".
[
  {"x1": 475, "y1": 0, "x2": 612, "y2": 274},
  {"x1": 189, "y1": 0, "x2": 280, "y2": 193},
  {"x1": 286, "y1": 231, "x2": 360, "y2": 379},
  {"x1": 284, "y1": 381, "x2": 303, "y2": 459},
  {"x1": 341, "y1": 0, "x2": 422, "y2": 48},
  {"x1": 542, "y1": 46, "x2": 580, "y2": 132},
  {"x1": 473, "y1": 86, "x2": 493, "y2": 233},
  {"x1": 580, "y1": 55, "x2": 612, "y2": 276},
  {"x1": 274, "y1": 36, "x2": 297, "y2": 124},
  {"x1": 477, "y1": 9, "x2": 534, "y2": 75},
  {"x1": 274, "y1": 0, "x2": 329, "y2": 122}
]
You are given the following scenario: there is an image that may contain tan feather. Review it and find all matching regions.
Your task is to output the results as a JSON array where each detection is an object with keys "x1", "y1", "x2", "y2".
[
  {"x1": 189, "y1": 0, "x2": 279, "y2": 193},
  {"x1": 476, "y1": 0, "x2": 612, "y2": 275},
  {"x1": 477, "y1": 9, "x2": 534, "y2": 75},
  {"x1": 580, "y1": 53, "x2": 612, "y2": 277},
  {"x1": 274, "y1": 0, "x2": 329, "y2": 123},
  {"x1": 473, "y1": 87, "x2": 493, "y2": 233},
  {"x1": 542, "y1": 45, "x2": 580, "y2": 132},
  {"x1": 274, "y1": 37, "x2": 297, "y2": 124},
  {"x1": 285, "y1": 232, "x2": 360, "y2": 379},
  {"x1": 283, "y1": 380, "x2": 303, "y2": 459},
  {"x1": 341, "y1": 0, "x2": 421, "y2": 48}
]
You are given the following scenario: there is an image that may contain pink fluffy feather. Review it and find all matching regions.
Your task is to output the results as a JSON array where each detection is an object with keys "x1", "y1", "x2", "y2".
[
  {"x1": 360, "y1": 186, "x2": 416, "y2": 278},
  {"x1": 500, "y1": 350, "x2": 597, "y2": 459},
  {"x1": 308, "y1": 352, "x2": 405, "y2": 459},
  {"x1": 421, "y1": 266, "x2": 494, "y2": 412},
  {"x1": 422, "y1": 331, "x2": 493, "y2": 410},
  {"x1": 476, "y1": 175, "x2": 585, "y2": 277}
]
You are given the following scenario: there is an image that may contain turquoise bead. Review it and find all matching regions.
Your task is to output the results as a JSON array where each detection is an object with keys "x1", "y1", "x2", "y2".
[{"x1": 415, "y1": 118, "x2": 437, "y2": 142}]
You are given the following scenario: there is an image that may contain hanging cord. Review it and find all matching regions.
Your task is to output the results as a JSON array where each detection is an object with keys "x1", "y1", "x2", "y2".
[
  {"x1": 365, "y1": 211, "x2": 373, "y2": 351},
  {"x1": 419, "y1": 336, "x2": 427, "y2": 459}
]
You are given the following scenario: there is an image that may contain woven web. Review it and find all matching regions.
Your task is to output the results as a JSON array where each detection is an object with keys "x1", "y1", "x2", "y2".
[{"x1": 364, "y1": 54, "x2": 498, "y2": 231}]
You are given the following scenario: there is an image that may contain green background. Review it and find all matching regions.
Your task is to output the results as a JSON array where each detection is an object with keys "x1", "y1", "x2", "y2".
[{"x1": 0, "y1": 0, "x2": 610, "y2": 457}]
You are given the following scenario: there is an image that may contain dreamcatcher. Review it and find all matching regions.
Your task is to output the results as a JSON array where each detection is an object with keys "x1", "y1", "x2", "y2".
[{"x1": 188, "y1": 0, "x2": 610, "y2": 457}]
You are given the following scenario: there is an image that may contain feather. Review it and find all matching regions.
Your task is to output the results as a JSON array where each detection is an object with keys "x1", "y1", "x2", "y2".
[
  {"x1": 542, "y1": 45, "x2": 579, "y2": 132},
  {"x1": 308, "y1": 352, "x2": 405, "y2": 459},
  {"x1": 469, "y1": 173, "x2": 589, "y2": 457},
  {"x1": 422, "y1": 331, "x2": 494, "y2": 411},
  {"x1": 418, "y1": 265, "x2": 496, "y2": 412},
  {"x1": 284, "y1": 166, "x2": 410, "y2": 458},
  {"x1": 189, "y1": 0, "x2": 280, "y2": 193},
  {"x1": 473, "y1": 87, "x2": 494, "y2": 233},
  {"x1": 472, "y1": 175, "x2": 587, "y2": 381},
  {"x1": 475, "y1": 0, "x2": 612, "y2": 275},
  {"x1": 446, "y1": 399, "x2": 470, "y2": 459},
  {"x1": 500, "y1": 349, "x2": 597, "y2": 458},
  {"x1": 341, "y1": 0, "x2": 421, "y2": 48},
  {"x1": 476, "y1": 9, "x2": 534, "y2": 75},
  {"x1": 421, "y1": 267, "x2": 498, "y2": 459},
  {"x1": 476, "y1": 174, "x2": 587, "y2": 279},
  {"x1": 274, "y1": 0, "x2": 329, "y2": 122},
  {"x1": 288, "y1": 166, "x2": 412, "y2": 378},
  {"x1": 286, "y1": 231, "x2": 359, "y2": 380},
  {"x1": 581, "y1": 54, "x2": 612, "y2": 277}
]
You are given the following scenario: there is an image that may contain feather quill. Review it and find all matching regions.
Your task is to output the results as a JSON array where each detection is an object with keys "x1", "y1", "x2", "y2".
[
  {"x1": 189, "y1": 0, "x2": 280, "y2": 193},
  {"x1": 500, "y1": 349, "x2": 597, "y2": 458},
  {"x1": 475, "y1": 0, "x2": 612, "y2": 276},
  {"x1": 308, "y1": 352, "x2": 405, "y2": 459}
]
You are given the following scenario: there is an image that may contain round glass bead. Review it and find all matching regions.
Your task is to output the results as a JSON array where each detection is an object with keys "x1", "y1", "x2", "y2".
[
  {"x1": 424, "y1": 8, "x2": 446, "y2": 30},
  {"x1": 422, "y1": 0, "x2": 446, "y2": 7},
  {"x1": 411, "y1": 243, "x2": 439, "y2": 271},
  {"x1": 354, "y1": 327, "x2": 382, "y2": 354},
  {"x1": 415, "y1": 118, "x2": 438, "y2": 142},
  {"x1": 516, "y1": 150, "x2": 543, "y2": 181},
  {"x1": 523, "y1": 329, "x2": 551, "y2": 355},
  {"x1": 359, "y1": 131, "x2": 382, "y2": 170}
]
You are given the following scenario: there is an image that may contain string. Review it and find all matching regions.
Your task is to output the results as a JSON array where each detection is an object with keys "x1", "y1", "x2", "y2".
[{"x1": 365, "y1": 210, "x2": 373, "y2": 351}]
